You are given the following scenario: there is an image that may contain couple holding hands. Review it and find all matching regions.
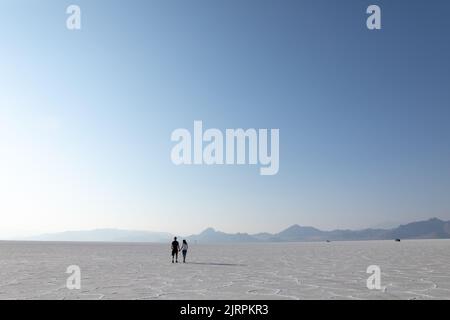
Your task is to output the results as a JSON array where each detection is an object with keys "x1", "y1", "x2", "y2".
[{"x1": 171, "y1": 237, "x2": 188, "y2": 263}]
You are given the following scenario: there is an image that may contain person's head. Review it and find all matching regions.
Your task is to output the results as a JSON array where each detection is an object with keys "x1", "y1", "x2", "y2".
[
  {"x1": 183, "y1": 240, "x2": 187, "y2": 244},
  {"x1": 174, "y1": 237, "x2": 177, "y2": 241}
]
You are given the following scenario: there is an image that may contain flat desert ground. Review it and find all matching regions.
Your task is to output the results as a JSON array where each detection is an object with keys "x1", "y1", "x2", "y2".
[{"x1": 1, "y1": 240, "x2": 449, "y2": 300}]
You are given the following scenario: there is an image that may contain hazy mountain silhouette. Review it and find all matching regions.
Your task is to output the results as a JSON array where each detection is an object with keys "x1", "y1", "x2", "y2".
[
  {"x1": 187, "y1": 228, "x2": 256, "y2": 243},
  {"x1": 190, "y1": 218, "x2": 450, "y2": 243},
  {"x1": 385, "y1": 218, "x2": 450, "y2": 239},
  {"x1": 27, "y1": 229, "x2": 173, "y2": 243},
  {"x1": 23, "y1": 218, "x2": 450, "y2": 243},
  {"x1": 274, "y1": 224, "x2": 324, "y2": 241}
]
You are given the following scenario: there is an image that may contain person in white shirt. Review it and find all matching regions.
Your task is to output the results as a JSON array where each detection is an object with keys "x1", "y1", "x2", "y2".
[{"x1": 181, "y1": 240, "x2": 189, "y2": 263}]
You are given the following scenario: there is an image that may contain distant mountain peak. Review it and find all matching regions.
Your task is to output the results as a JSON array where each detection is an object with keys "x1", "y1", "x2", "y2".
[
  {"x1": 284, "y1": 224, "x2": 317, "y2": 230},
  {"x1": 201, "y1": 227, "x2": 217, "y2": 234}
]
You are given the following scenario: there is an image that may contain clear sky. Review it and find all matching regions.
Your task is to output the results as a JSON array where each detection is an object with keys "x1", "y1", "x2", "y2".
[{"x1": 1, "y1": 0, "x2": 450, "y2": 238}]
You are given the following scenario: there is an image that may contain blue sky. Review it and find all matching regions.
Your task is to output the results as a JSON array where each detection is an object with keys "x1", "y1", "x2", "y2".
[{"x1": 1, "y1": 0, "x2": 450, "y2": 238}]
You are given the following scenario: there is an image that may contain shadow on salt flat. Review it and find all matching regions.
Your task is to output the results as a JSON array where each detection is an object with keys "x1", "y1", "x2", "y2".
[{"x1": 187, "y1": 262, "x2": 247, "y2": 267}]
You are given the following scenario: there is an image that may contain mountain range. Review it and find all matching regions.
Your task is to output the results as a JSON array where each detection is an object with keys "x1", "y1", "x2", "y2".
[
  {"x1": 21, "y1": 218, "x2": 450, "y2": 243},
  {"x1": 27, "y1": 229, "x2": 172, "y2": 243}
]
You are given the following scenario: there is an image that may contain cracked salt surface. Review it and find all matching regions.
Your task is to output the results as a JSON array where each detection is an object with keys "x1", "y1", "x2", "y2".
[{"x1": 1, "y1": 239, "x2": 450, "y2": 300}]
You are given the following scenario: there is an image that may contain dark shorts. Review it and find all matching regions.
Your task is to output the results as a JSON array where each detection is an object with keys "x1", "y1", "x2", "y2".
[{"x1": 172, "y1": 250, "x2": 178, "y2": 256}]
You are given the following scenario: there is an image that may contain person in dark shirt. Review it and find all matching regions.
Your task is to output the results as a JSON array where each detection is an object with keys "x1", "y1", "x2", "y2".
[{"x1": 171, "y1": 237, "x2": 180, "y2": 263}]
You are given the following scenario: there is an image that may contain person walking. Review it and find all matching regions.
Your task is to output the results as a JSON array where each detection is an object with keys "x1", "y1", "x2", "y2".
[
  {"x1": 181, "y1": 240, "x2": 188, "y2": 263},
  {"x1": 171, "y1": 237, "x2": 180, "y2": 263}
]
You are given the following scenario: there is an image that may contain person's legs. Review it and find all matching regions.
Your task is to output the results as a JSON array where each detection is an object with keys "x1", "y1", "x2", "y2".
[
  {"x1": 182, "y1": 250, "x2": 187, "y2": 263},
  {"x1": 172, "y1": 250, "x2": 178, "y2": 263}
]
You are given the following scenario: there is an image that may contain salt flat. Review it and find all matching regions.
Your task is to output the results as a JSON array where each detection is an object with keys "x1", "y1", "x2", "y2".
[{"x1": 1, "y1": 240, "x2": 449, "y2": 300}]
